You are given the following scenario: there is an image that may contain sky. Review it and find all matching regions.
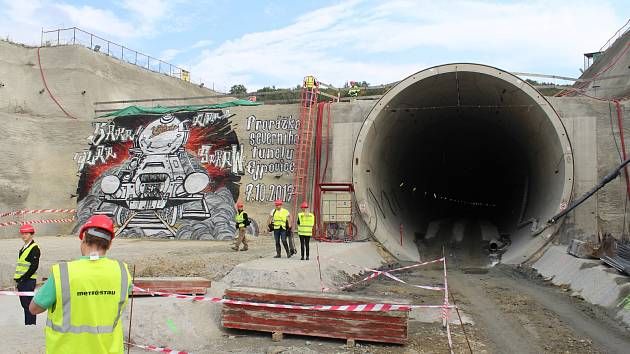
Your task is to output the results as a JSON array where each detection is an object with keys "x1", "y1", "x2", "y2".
[{"x1": 0, "y1": 0, "x2": 628, "y2": 92}]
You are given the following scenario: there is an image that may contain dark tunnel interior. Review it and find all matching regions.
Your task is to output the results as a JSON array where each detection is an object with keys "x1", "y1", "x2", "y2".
[{"x1": 353, "y1": 65, "x2": 573, "y2": 263}]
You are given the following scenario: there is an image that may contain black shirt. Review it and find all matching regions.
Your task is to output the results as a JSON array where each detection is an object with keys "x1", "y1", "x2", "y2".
[{"x1": 17, "y1": 241, "x2": 40, "y2": 282}]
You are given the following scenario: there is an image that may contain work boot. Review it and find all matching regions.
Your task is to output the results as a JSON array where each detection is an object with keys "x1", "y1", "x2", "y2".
[
  {"x1": 300, "y1": 256, "x2": 304, "y2": 260},
  {"x1": 274, "y1": 254, "x2": 281, "y2": 258},
  {"x1": 241, "y1": 246, "x2": 248, "y2": 251},
  {"x1": 231, "y1": 246, "x2": 239, "y2": 251}
]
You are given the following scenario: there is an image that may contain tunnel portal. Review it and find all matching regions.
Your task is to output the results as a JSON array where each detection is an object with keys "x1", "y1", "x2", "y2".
[{"x1": 352, "y1": 63, "x2": 573, "y2": 264}]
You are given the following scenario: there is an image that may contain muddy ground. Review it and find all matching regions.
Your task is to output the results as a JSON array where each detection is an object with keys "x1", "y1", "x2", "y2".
[
  {"x1": 2, "y1": 235, "x2": 630, "y2": 353},
  {"x1": 214, "y1": 262, "x2": 630, "y2": 354}
]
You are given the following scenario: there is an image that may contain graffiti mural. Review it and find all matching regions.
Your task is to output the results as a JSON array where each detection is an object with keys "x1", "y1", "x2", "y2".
[{"x1": 74, "y1": 109, "x2": 250, "y2": 240}]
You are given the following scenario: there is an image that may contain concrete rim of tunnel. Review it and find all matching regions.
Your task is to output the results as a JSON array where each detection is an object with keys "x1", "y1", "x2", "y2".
[{"x1": 351, "y1": 63, "x2": 574, "y2": 261}]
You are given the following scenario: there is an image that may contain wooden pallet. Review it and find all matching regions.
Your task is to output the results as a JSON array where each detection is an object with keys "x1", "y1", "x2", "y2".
[
  {"x1": 132, "y1": 277, "x2": 211, "y2": 296},
  {"x1": 222, "y1": 287, "x2": 410, "y2": 344}
]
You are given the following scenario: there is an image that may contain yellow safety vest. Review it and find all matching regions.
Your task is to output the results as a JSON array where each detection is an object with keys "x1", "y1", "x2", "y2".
[
  {"x1": 297, "y1": 212, "x2": 315, "y2": 236},
  {"x1": 273, "y1": 208, "x2": 289, "y2": 230},
  {"x1": 46, "y1": 258, "x2": 130, "y2": 354},
  {"x1": 14, "y1": 241, "x2": 38, "y2": 280},
  {"x1": 304, "y1": 76, "x2": 315, "y2": 89},
  {"x1": 235, "y1": 211, "x2": 246, "y2": 228}
]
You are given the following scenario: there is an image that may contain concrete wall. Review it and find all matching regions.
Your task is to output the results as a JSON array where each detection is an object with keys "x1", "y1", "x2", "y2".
[
  {"x1": 1, "y1": 38, "x2": 629, "y2": 248},
  {"x1": 0, "y1": 40, "x2": 230, "y2": 238}
]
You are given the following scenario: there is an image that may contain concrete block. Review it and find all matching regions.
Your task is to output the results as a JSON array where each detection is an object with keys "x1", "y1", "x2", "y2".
[{"x1": 567, "y1": 239, "x2": 595, "y2": 258}]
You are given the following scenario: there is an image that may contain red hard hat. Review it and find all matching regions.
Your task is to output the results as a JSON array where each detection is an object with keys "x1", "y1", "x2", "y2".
[
  {"x1": 274, "y1": 199, "x2": 283, "y2": 206},
  {"x1": 236, "y1": 201, "x2": 244, "y2": 209},
  {"x1": 79, "y1": 215, "x2": 115, "y2": 241},
  {"x1": 301, "y1": 201, "x2": 308, "y2": 208},
  {"x1": 19, "y1": 224, "x2": 35, "y2": 234}
]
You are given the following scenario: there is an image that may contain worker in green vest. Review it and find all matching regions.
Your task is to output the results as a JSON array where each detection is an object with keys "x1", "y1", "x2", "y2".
[
  {"x1": 303, "y1": 75, "x2": 319, "y2": 105},
  {"x1": 267, "y1": 199, "x2": 292, "y2": 258},
  {"x1": 232, "y1": 201, "x2": 250, "y2": 251},
  {"x1": 29, "y1": 215, "x2": 131, "y2": 354},
  {"x1": 297, "y1": 201, "x2": 316, "y2": 260},
  {"x1": 15, "y1": 224, "x2": 40, "y2": 325}
]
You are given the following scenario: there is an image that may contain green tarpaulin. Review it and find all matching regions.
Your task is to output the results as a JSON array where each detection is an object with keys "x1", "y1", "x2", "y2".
[{"x1": 98, "y1": 99, "x2": 261, "y2": 117}]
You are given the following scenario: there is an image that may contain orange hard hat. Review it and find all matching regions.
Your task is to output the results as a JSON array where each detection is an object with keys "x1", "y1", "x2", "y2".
[
  {"x1": 300, "y1": 201, "x2": 308, "y2": 208},
  {"x1": 79, "y1": 214, "x2": 115, "y2": 241},
  {"x1": 274, "y1": 199, "x2": 283, "y2": 206},
  {"x1": 236, "y1": 201, "x2": 244, "y2": 209},
  {"x1": 19, "y1": 224, "x2": 35, "y2": 234}
]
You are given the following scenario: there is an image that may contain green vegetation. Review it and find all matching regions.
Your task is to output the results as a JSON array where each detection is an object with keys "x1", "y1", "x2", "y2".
[{"x1": 229, "y1": 84, "x2": 247, "y2": 95}]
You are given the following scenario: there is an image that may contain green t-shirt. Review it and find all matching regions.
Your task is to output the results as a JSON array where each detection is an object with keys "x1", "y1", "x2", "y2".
[{"x1": 33, "y1": 257, "x2": 132, "y2": 310}]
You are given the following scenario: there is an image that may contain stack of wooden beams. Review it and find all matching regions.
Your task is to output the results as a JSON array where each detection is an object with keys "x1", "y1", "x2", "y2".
[
  {"x1": 222, "y1": 287, "x2": 410, "y2": 344},
  {"x1": 132, "y1": 277, "x2": 211, "y2": 296}
]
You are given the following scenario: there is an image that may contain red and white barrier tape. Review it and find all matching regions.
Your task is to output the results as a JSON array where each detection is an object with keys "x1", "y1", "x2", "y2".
[
  {"x1": 132, "y1": 286, "x2": 455, "y2": 310},
  {"x1": 0, "y1": 287, "x2": 454, "y2": 310},
  {"x1": 0, "y1": 209, "x2": 76, "y2": 218},
  {"x1": 323, "y1": 257, "x2": 446, "y2": 292},
  {"x1": 126, "y1": 342, "x2": 190, "y2": 354},
  {"x1": 0, "y1": 218, "x2": 75, "y2": 228},
  {"x1": 133, "y1": 286, "x2": 412, "y2": 311},
  {"x1": 0, "y1": 290, "x2": 36, "y2": 296}
]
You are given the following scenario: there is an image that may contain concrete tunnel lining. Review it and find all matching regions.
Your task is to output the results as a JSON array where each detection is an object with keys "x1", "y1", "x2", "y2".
[{"x1": 352, "y1": 63, "x2": 573, "y2": 263}]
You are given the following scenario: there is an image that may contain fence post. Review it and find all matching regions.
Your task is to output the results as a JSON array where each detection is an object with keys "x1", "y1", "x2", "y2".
[
  {"x1": 107, "y1": 41, "x2": 110, "y2": 55},
  {"x1": 90, "y1": 34, "x2": 92, "y2": 49},
  {"x1": 135, "y1": 52, "x2": 138, "y2": 65},
  {"x1": 147, "y1": 57, "x2": 150, "y2": 69},
  {"x1": 57, "y1": 30, "x2": 60, "y2": 45},
  {"x1": 40, "y1": 28, "x2": 43, "y2": 47},
  {"x1": 159, "y1": 61, "x2": 161, "y2": 73},
  {"x1": 73, "y1": 28, "x2": 76, "y2": 45},
  {"x1": 121, "y1": 46, "x2": 124, "y2": 60}
]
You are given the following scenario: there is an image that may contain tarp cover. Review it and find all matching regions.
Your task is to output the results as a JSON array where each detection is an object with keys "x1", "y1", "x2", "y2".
[{"x1": 98, "y1": 99, "x2": 261, "y2": 117}]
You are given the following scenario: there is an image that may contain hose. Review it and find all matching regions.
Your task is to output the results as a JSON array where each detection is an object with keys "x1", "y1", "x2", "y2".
[{"x1": 37, "y1": 47, "x2": 77, "y2": 119}]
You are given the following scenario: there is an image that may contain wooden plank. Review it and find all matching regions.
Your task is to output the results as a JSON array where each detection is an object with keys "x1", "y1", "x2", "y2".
[
  {"x1": 223, "y1": 311, "x2": 407, "y2": 333},
  {"x1": 222, "y1": 322, "x2": 406, "y2": 344},
  {"x1": 222, "y1": 305, "x2": 407, "y2": 325},
  {"x1": 132, "y1": 277, "x2": 210, "y2": 296},
  {"x1": 221, "y1": 287, "x2": 409, "y2": 344},
  {"x1": 225, "y1": 287, "x2": 409, "y2": 313},
  {"x1": 225, "y1": 287, "x2": 411, "y2": 305},
  {"x1": 222, "y1": 313, "x2": 406, "y2": 336}
]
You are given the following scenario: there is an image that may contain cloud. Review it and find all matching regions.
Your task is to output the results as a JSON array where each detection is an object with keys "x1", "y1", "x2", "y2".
[
  {"x1": 160, "y1": 48, "x2": 184, "y2": 61},
  {"x1": 192, "y1": 39, "x2": 213, "y2": 49},
  {"x1": 188, "y1": 0, "x2": 625, "y2": 91},
  {"x1": 0, "y1": 0, "x2": 179, "y2": 45}
]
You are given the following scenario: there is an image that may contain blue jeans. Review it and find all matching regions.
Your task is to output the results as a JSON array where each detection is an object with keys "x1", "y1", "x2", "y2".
[{"x1": 274, "y1": 229, "x2": 290, "y2": 256}]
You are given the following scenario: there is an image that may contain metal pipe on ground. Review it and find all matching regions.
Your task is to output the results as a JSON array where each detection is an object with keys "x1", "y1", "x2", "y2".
[{"x1": 352, "y1": 63, "x2": 574, "y2": 264}]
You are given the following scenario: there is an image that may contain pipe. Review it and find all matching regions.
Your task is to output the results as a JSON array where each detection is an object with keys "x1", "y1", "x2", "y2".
[{"x1": 352, "y1": 63, "x2": 574, "y2": 263}]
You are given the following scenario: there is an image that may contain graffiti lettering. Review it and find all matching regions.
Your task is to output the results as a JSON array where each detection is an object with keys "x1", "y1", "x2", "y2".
[
  {"x1": 88, "y1": 122, "x2": 139, "y2": 146},
  {"x1": 74, "y1": 146, "x2": 117, "y2": 171},
  {"x1": 244, "y1": 115, "x2": 298, "y2": 198},
  {"x1": 191, "y1": 110, "x2": 234, "y2": 128},
  {"x1": 246, "y1": 115, "x2": 300, "y2": 131},
  {"x1": 198, "y1": 144, "x2": 244, "y2": 175},
  {"x1": 250, "y1": 146, "x2": 294, "y2": 160},
  {"x1": 245, "y1": 160, "x2": 294, "y2": 181},
  {"x1": 245, "y1": 183, "x2": 294, "y2": 202}
]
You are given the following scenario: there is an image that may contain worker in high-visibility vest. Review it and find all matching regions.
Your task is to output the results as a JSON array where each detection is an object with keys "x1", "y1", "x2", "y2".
[
  {"x1": 297, "y1": 201, "x2": 315, "y2": 260},
  {"x1": 29, "y1": 215, "x2": 131, "y2": 354},
  {"x1": 303, "y1": 75, "x2": 319, "y2": 106},
  {"x1": 348, "y1": 81, "x2": 361, "y2": 97},
  {"x1": 232, "y1": 201, "x2": 250, "y2": 251},
  {"x1": 267, "y1": 199, "x2": 292, "y2": 258},
  {"x1": 15, "y1": 224, "x2": 40, "y2": 325}
]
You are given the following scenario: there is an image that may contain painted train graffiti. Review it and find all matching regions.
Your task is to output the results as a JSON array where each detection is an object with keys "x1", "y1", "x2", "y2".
[{"x1": 74, "y1": 108, "x2": 255, "y2": 240}]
